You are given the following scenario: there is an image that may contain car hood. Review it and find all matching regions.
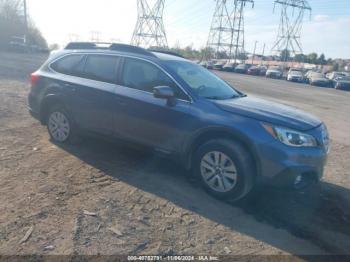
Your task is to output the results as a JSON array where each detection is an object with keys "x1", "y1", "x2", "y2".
[{"x1": 213, "y1": 96, "x2": 322, "y2": 131}]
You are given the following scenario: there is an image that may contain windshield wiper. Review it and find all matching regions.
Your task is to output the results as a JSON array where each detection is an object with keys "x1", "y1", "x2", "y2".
[
  {"x1": 205, "y1": 95, "x2": 241, "y2": 100},
  {"x1": 204, "y1": 96, "x2": 225, "y2": 100}
]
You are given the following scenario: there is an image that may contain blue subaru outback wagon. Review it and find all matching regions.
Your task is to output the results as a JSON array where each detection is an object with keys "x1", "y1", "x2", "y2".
[{"x1": 28, "y1": 43, "x2": 329, "y2": 201}]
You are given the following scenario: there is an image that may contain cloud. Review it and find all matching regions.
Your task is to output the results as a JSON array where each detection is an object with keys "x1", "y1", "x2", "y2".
[
  {"x1": 245, "y1": 10, "x2": 257, "y2": 18},
  {"x1": 243, "y1": 16, "x2": 350, "y2": 59},
  {"x1": 314, "y1": 15, "x2": 330, "y2": 22},
  {"x1": 302, "y1": 16, "x2": 350, "y2": 58}
]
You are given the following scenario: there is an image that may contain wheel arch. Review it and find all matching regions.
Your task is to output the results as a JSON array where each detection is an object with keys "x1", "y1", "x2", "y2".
[
  {"x1": 39, "y1": 94, "x2": 68, "y2": 124},
  {"x1": 183, "y1": 127, "x2": 261, "y2": 177}
]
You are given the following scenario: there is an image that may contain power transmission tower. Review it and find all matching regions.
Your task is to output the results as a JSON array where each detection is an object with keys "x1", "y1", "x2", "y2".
[
  {"x1": 205, "y1": 0, "x2": 254, "y2": 62},
  {"x1": 272, "y1": 0, "x2": 311, "y2": 61},
  {"x1": 68, "y1": 34, "x2": 80, "y2": 42},
  {"x1": 90, "y1": 31, "x2": 101, "y2": 42},
  {"x1": 131, "y1": 0, "x2": 168, "y2": 49},
  {"x1": 232, "y1": 0, "x2": 254, "y2": 63}
]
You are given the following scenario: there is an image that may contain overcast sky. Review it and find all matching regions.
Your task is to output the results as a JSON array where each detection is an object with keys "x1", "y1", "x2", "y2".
[{"x1": 27, "y1": 0, "x2": 350, "y2": 59}]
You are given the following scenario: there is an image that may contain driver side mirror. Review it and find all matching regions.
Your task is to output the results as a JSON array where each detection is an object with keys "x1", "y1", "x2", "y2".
[{"x1": 153, "y1": 86, "x2": 176, "y2": 106}]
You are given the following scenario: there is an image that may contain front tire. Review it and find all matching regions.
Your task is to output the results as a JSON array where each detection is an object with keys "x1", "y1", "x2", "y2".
[{"x1": 193, "y1": 139, "x2": 255, "y2": 202}]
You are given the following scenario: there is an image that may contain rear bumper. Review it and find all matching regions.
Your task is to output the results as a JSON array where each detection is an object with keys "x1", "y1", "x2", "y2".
[
  {"x1": 28, "y1": 107, "x2": 40, "y2": 121},
  {"x1": 28, "y1": 92, "x2": 42, "y2": 123}
]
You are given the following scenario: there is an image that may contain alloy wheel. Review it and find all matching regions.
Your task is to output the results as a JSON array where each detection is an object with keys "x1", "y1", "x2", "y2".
[
  {"x1": 200, "y1": 151, "x2": 238, "y2": 193},
  {"x1": 48, "y1": 111, "x2": 70, "y2": 142}
]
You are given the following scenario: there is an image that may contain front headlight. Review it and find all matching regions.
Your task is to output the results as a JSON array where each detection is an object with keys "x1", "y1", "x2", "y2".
[{"x1": 262, "y1": 124, "x2": 318, "y2": 147}]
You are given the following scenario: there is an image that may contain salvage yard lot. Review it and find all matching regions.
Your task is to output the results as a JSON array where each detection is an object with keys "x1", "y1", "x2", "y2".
[{"x1": 0, "y1": 52, "x2": 350, "y2": 256}]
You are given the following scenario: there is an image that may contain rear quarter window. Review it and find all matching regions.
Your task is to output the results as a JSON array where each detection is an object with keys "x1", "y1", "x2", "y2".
[{"x1": 50, "y1": 54, "x2": 85, "y2": 77}]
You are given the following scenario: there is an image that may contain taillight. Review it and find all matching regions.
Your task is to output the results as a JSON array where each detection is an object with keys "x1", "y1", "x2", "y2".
[{"x1": 30, "y1": 73, "x2": 40, "y2": 86}]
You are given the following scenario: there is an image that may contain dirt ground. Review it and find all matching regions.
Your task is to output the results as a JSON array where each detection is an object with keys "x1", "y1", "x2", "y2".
[{"x1": 0, "y1": 52, "x2": 350, "y2": 257}]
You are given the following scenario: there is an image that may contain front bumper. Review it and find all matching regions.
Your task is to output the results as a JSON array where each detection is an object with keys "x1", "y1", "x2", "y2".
[
  {"x1": 256, "y1": 125, "x2": 328, "y2": 189},
  {"x1": 336, "y1": 83, "x2": 350, "y2": 90},
  {"x1": 266, "y1": 73, "x2": 282, "y2": 78},
  {"x1": 311, "y1": 81, "x2": 329, "y2": 87},
  {"x1": 289, "y1": 77, "x2": 303, "y2": 82}
]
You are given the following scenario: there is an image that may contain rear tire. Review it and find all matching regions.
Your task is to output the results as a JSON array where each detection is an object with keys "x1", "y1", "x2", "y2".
[
  {"x1": 46, "y1": 105, "x2": 79, "y2": 144},
  {"x1": 193, "y1": 139, "x2": 255, "y2": 202}
]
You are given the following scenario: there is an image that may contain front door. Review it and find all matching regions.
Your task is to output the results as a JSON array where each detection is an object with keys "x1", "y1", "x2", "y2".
[{"x1": 114, "y1": 57, "x2": 194, "y2": 153}]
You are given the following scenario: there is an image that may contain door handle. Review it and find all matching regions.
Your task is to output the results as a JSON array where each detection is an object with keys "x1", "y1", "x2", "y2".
[
  {"x1": 64, "y1": 83, "x2": 76, "y2": 91},
  {"x1": 115, "y1": 97, "x2": 127, "y2": 106}
]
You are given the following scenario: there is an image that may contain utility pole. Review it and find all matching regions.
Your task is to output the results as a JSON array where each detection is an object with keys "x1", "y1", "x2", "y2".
[
  {"x1": 23, "y1": 0, "x2": 28, "y2": 43},
  {"x1": 260, "y1": 42, "x2": 266, "y2": 65},
  {"x1": 131, "y1": 0, "x2": 168, "y2": 49},
  {"x1": 205, "y1": 0, "x2": 254, "y2": 62},
  {"x1": 251, "y1": 40, "x2": 257, "y2": 65},
  {"x1": 272, "y1": 0, "x2": 311, "y2": 62}
]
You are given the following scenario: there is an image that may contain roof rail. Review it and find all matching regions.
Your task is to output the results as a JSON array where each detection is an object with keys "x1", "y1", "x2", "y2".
[
  {"x1": 65, "y1": 42, "x2": 99, "y2": 50},
  {"x1": 110, "y1": 43, "x2": 156, "y2": 57},
  {"x1": 148, "y1": 49, "x2": 184, "y2": 58},
  {"x1": 64, "y1": 42, "x2": 157, "y2": 58}
]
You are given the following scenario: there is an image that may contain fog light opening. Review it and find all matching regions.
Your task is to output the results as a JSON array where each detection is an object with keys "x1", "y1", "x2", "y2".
[
  {"x1": 293, "y1": 173, "x2": 317, "y2": 190},
  {"x1": 294, "y1": 175, "x2": 303, "y2": 186}
]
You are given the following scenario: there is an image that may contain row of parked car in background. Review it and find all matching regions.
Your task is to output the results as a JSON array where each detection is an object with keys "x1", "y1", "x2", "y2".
[
  {"x1": 199, "y1": 60, "x2": 350, "y2": 91},
  {"x1": 7, "y1": 36, "x2": 49, "y2": 54}
]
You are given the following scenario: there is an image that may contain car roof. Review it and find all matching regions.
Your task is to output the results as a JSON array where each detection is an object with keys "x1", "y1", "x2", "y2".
[{"x1": 54, "y1": 42, "x2": 187, "y2": 63}]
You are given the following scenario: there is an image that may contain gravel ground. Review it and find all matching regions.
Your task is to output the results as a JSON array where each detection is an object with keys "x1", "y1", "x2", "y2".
[{"x1": 0, "y1": 52, "x2": 349, "y2": 257}]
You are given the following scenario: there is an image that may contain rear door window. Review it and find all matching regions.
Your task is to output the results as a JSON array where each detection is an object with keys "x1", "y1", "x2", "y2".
[
  {"x1": 51, "y1": 54, "x2": 85, "y2": 77},
  {"x1": 84, "y1": 55, "x2": 120, "y2": 84}
]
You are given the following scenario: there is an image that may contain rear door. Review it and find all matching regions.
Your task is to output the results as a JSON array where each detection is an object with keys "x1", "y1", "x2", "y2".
[
  {"x1": 72, "y1": 54, "x2": 121, "y2": 136},
  {"x1": 50, "y1": 54, "x2": 121, "y2": 136},
  {"x1": 113, "y1": 57, "x2": 193, "y2": 153}
]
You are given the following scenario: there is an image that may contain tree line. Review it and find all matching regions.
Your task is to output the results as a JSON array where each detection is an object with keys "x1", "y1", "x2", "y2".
[{"x1": 0, "y1": 0, "x2": 47, "y2": 49}]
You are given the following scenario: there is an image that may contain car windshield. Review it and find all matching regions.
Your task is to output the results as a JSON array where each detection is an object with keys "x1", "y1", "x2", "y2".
[
  {"x1": 269, "y1": 66, "x2": 280, "y2": 71},
  {"x1": 165, "y1": 61, "x2": 241, "y2": 100}
]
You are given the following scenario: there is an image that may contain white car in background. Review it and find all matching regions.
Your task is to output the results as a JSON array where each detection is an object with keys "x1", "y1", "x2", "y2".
[
  {"x1": 287, "y1": 70, "x2": 304, "y2": 82},
  {"x1": 266, "y1": 66, "x2": 283, "y2": 79}
]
